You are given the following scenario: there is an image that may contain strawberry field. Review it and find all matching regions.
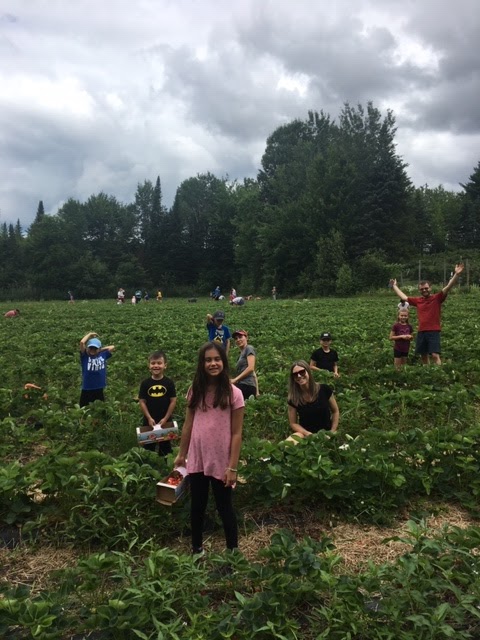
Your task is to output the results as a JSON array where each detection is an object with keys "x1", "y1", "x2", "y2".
[{"x1": 1, "y1": 293, "x2": 480, "y2": 639}]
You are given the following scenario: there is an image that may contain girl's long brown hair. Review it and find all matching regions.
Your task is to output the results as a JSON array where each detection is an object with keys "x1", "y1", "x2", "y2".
[
  {"x1": 287, "y1": 360, "x2": 320, "y2": 406},
  {"x1": 189, "y1": 342, "x2": 232, "y2": 411}
]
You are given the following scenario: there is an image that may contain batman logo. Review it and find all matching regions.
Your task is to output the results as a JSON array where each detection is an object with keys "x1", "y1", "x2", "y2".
[{"x1": 148, "y1": 385, "x2": 167, "y2": 398}]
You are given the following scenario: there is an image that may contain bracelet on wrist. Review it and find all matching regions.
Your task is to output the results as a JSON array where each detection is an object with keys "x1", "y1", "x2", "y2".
[{"x1": 227, "y1": 467, "x2": 237, "y2": 473}]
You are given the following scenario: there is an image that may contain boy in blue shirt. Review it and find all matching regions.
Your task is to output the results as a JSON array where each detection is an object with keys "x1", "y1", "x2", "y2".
[
  {"x1": 206, "y1": 310, "x2": 231, "y2": 355},
  {"x1": 79, "y1": 332, "x2": 115, "y2": 407}
]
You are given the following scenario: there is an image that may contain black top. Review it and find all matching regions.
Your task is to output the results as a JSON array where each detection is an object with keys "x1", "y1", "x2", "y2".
[
  {"x1": 288, "y1": 385, "x2": 334, "y2": 432},
  {"x1": 138, "y1": 376, "x2": 176, "y2": 425},
  {"x1": 310, "y1": 348, "x2": 339, "y2": 372}
]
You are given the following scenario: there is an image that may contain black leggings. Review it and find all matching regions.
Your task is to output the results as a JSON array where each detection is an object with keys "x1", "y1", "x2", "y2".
[
  {"x1": 189, "y1": 472, "x2": 238, "y2": 552},
  {"x1": 235, "y1": 382, "x2": 257, "y2": 400}
]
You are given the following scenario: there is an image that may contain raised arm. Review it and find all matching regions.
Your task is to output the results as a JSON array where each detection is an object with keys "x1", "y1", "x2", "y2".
[
  {"x1": 442, "y1": 263, "x2": 464, "y2": 294},
  {"x1": 390, "y1": 279, "x2": 408, "y2": 302},
  {"x1": 100, "y1": 345, "x2": 115, "y2": 353},
  {"x1": 79, "y1": 332, "x2": 97, "y2": 353}
]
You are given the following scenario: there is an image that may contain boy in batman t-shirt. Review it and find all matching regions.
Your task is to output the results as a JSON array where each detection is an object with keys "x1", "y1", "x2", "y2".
[{"x1": 138, "y1": 350, "x2": 177, "y2": 455}]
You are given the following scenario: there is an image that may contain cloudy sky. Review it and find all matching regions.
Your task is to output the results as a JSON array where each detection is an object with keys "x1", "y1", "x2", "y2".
[{"x1": 1, "y1": 0, "x2": 479, "y2": 228}]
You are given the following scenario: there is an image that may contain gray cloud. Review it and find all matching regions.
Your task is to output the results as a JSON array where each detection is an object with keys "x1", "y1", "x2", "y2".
[{"x1": 0, "y1": 0, "x2": 479, "y2": 227}]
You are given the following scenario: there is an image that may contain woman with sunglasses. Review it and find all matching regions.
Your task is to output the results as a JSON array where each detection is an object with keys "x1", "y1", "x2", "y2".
[{"x1": 288, "y1": 361, "x2": 339, "y2": 438}]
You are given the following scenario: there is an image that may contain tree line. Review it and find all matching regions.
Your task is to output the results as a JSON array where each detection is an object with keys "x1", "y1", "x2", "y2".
[{"x1": 1, "y1": 102, "x2": 479, "y2": 300}]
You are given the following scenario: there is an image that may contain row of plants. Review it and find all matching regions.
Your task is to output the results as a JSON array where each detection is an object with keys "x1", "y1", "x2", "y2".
[
  {"x1": 1, "y1": 523, "x2": 480, "y2": 638},
  {"x1": 1, "y1": 418, "x2": 480, "y2": 546}
]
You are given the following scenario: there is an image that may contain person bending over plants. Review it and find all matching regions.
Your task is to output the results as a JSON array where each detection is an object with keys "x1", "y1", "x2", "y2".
[
  {"x1": 174, "y1": 342, "x2": 244, "y2": 556},
  {"x1": 79, "y1": 332, "x2": 115, "y2": 407},
  {"x1": 4, "y1": 308, "x2": 20, "y2": 318},
  {"x1": 288, "y1": 360, "x2": 339, "y2": 438}
]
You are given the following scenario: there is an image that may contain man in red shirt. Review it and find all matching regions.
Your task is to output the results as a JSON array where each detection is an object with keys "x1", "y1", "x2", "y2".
[{"x1": 390, "y1": 263, "x2": 464, "y2": 365}]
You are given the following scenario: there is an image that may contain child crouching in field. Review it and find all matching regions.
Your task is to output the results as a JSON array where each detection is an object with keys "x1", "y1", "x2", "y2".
[
  {"x1": 79, "y1": 332, "x2": 115, "y2": 407},
  {"x1": 389, "y1": 310, "x2": 414, "y2": 369},
  {"x1": 138, "y1": 350, "x2": 177, "y2": 456},
  {"x1": 174, "y1": 342, "x2": 244, "y2": 555}
]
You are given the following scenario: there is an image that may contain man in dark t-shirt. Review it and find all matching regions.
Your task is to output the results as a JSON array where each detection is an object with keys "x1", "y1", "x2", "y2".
[{"x1": 390, "y1": 263, "x2": 464, "y2": 365}]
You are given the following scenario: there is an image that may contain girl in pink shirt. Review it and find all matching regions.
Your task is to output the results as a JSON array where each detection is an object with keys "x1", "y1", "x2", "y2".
[{"x1": 175, "y1": 342, "x2": 245, "y2": 555}]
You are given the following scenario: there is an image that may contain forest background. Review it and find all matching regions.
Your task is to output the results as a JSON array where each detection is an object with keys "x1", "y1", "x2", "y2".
[{"x1": 1, "y1": 102, "x2": 480, "y2": 301}]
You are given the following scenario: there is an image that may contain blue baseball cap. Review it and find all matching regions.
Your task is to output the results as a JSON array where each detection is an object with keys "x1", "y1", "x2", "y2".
[{"x1": 87, "y1": 338, "x2": 102, "y2": 348}]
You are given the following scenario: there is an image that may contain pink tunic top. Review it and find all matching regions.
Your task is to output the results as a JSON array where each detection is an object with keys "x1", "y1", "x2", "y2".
[{"x1": 186, "y1": 385, "x2": 244, "y2": 481}]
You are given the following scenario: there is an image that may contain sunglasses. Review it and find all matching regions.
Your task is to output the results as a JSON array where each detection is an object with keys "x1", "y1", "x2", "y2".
[{"x1": 292, "y1": 368, "x2": 307, "y2": 378}]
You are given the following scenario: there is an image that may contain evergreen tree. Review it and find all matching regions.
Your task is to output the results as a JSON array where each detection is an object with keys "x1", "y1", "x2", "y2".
[
  {"x1": 336, "y1": 103, "x2": 412, "y2": 261},
  {"x1": 35, "y1": 200, "x2": 45, "y2": 223},
  {"x1": 312, "y1": 230, "x2": 346, "y2": 295},
  {"x1": 232, "y1": 179, "x2": 265, "y2": 293},
  {"x1": 452, "y1": 162, "x2": 480, "y2": 248},
  {"x1": 0, "y1": 222, "x2": 25, "y2": 290},
  {"x1": 168, "y1": 173, "x2": 236, "y2": 290}
]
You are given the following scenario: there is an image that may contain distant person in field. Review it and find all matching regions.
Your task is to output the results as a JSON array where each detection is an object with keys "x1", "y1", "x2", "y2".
[
  {"x1": 389, "y1": 309, "x2": 414, "y2": 369},
  {"x1": 390, "y1": 263, "x2": 464, "y2": 365},
  {"x1": 4, "y1": 309, "x2": 20, "y2": 318},
  {"x1": 138, "y1": 350, "x2": 177, "y2": 456},
  {"x1": 212, "y1": 285, "x2": 221, "y2": 300},
  {"x1": 79, "y1": 332, "x2": 115, "y2": 407},
  {"x1": 230, "y1": 296, "x2": 245, "y2": 306},
  {"x1": 206, "y1": 310, "x2": 231, "y2": 355},
  {"x1": 288, "y1": 361, "x2": 339, "y2": 439},
  {"x1": 68, "y1": 291, "x2": 75, "y2": 304},
  {"x1": 310, "y1": 332, "x2": 340, "y2": 378},
  {"x1": 117, "y1": 288, "x2": 125, "y2": 304},
  {"x1": 397, "y1": 300, "x2": 410, "y2": 312},
  {"x1": 156, "y1": 289, "x2": 163, "y2": 302},
  {"x1": 272, "y1": 286, "x2": 277, "y2": 300}
]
